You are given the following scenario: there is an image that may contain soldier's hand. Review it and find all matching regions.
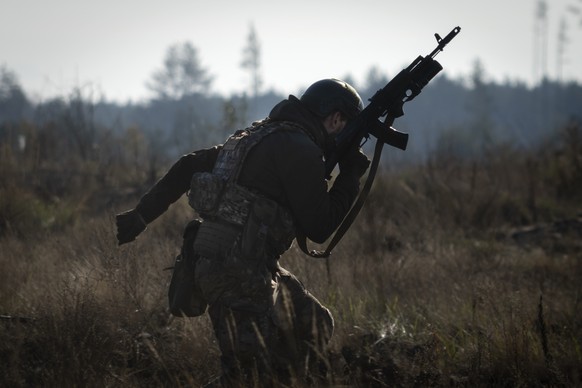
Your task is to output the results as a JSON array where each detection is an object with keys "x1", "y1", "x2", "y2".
[
  {"x1": 115, "y1": 209, "x2": 147, "y2": 245},
  {"x1": 338, "y1": 144, "x2": 370, "y2": 178}
]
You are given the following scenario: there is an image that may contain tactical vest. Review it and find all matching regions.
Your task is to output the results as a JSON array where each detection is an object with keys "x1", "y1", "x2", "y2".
[{"x1": 188, "y1": 120, "x2": 304, "y2": 260}]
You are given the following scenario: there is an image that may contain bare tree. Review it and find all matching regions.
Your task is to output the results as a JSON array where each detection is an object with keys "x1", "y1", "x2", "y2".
[
  {"x1": 147, "y1": 42, "x2": 213, "y2": 100},
  {"x1": 241, "y1": 24, "x2": 262, "y2": 116}
]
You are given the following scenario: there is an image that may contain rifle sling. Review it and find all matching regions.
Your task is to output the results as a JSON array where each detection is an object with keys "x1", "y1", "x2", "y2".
[{"x1": 296, "y1": 139, "x2": 384, "y2": 258}]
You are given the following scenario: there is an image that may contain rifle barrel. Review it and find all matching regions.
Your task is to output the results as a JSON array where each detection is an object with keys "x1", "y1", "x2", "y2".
[{"x1": 430, "y1": 26, "x2": 461, "y2": 59}]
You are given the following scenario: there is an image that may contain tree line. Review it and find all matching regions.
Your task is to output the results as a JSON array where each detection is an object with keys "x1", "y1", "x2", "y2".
[
  {"x1": 1, "y1": 45, "x2": 581, "y2": 238},
  {"x1": 1, "y1": 35, "x2": 581, "y2": 167}
]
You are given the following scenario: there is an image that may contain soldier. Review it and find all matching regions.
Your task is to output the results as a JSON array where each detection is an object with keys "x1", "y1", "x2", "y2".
[{"x1": 115, "y1": 79, "x2": 370, "y2": 386}]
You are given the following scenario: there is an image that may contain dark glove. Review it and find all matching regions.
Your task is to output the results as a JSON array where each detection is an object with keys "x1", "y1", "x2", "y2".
[
  {"x1": 115, "y1": 209, "x2": 147, "y2": 245},
  {"x1": 338, "y1": 145, "x2": 370, "y2": 178}
]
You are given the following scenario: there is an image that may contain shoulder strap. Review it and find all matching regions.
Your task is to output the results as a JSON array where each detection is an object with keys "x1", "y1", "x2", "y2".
[{"x1": 296, "y1": 139, "x2": 384, "y2": 259}]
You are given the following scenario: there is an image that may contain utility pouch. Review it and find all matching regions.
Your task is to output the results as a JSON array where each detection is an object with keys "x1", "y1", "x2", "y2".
[
  {"x1": 168, "y1": 219, "x2": 208, "y2": 317},
  {"x1": 188, "y1": 172, "x2": 225, "y2": 214},
  {"x1": 241, "y1": 197, "x2": 279, "y2": 259}
]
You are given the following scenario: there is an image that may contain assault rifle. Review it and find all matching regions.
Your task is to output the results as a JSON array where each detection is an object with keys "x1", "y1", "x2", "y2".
[
  {"x1": 298, "y1": 26, "x2": 461, "y2": 259},
  {"x1": 325, "y1": 26, "x2": 461, "y2": 176}
]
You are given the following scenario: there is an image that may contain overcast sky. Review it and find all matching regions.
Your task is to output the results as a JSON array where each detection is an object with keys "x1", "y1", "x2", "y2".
[{"x1": 2, "y1": 0, "x2": 581, "y2": 103}]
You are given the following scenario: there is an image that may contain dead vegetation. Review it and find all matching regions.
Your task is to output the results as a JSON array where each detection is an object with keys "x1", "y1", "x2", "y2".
[{"x1": 1, "y1": 120, "x2": 581, "y2": 387}]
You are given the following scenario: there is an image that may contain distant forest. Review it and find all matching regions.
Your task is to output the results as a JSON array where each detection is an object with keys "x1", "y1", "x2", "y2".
[{"x1": 1, "y1": 59, "x2": 581, "y2": 167}]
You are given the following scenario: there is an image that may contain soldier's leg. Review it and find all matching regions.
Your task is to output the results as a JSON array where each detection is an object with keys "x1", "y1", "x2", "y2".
[
  {"x1": 208, "y1": 302, "x2": 276, "y2": 386},
  {"x1": 272, "y1": 269, "x2": 334, "y2": 379},
  {"x1": 197, "y1": 256, "x2": 280, "y2": 385}
]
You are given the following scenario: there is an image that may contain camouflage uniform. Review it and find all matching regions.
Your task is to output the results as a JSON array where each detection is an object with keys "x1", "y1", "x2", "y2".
[{"x1": 132, "y1": 96, "x2": 363, "y2": 385}]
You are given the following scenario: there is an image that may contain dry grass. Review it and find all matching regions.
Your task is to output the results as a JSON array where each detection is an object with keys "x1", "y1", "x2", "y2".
[
  {"x1": 1, "y1": 124, "x2": 582, "y2": 386},
  {"x1": 0, "y1": 206, "x2": 222, "y2": 387}
]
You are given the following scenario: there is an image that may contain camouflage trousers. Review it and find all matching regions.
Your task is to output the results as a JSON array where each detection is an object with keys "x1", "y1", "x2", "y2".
[{"x1": 195, "y1": 256, "x2": 334, "y2": 386}]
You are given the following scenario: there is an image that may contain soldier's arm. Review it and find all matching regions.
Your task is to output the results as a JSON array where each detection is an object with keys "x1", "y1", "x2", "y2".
[
  {"x1": 284, "y1": 149, "x2": 360, "y2": 244},
  {"x1": 116, "y1": 146, "x2": 220, "y2": 245},
  {"x1": 135, "y1": 146, "x2": 221, "y2": 223}
]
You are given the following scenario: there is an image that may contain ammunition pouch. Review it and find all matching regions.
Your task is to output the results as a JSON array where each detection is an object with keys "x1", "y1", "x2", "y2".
[
  {"x1": 190, "y1": 196, "x2": 294, "y2": 262},
  {"x1": 189, "y1": 171, "x2": 295, "y2": 259},
  {"x1": 188, "y1": 172, "x2": 225, "y2": 214},
  {"x1": 216, "y1": 183, "x2": 260, "y2": 226},
  {"x1": 189, "y1": 173, "x2": 257, "y2": 226}
]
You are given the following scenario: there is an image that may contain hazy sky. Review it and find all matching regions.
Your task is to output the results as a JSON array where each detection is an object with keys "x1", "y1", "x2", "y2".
[{"x1": 2, "y1": 0, "x2": 581, "y2": 103}]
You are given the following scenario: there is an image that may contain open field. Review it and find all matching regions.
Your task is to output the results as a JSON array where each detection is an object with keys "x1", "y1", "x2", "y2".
[{"x1": 1, "y1": 123, "x2": 581, "y2": 387}]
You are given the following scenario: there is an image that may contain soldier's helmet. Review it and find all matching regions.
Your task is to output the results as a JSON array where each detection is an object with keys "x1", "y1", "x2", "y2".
[{"x1": 300, "y1": 79, "x2": 364, "y2": 120}]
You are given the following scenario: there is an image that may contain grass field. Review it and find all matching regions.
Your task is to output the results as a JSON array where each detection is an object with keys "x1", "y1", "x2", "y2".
[{"x1": 1, "y1": 123, "x2": 581, "y2": 387}]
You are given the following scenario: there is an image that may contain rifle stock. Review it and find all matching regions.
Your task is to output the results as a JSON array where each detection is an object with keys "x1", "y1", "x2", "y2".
[{"x1": 325, "y1": 26, "x2": 461, "y2": 177}]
